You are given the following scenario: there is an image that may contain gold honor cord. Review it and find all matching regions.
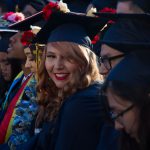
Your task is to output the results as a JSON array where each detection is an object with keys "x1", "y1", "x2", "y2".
[
  {"x1": 15, "y1": 5, "x2": 19, "y2": 12},
  {"x1": 33, "y1": 44, "x2": 45, "y2": 81}
]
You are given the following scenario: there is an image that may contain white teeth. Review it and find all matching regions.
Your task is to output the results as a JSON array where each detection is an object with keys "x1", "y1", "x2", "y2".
[{"x1": 55, "y1": 74, "x2": 68, "y2": 77}]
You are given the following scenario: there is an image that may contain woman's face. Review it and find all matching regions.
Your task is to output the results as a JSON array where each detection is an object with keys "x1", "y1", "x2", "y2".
[
  {"x1": 24, "y1": 47, "x2": 36, "y2": 73},
  {"x1": 106, "y1": 88, "x2": 139, "y2": 141},
  {"x1": 45, "y1": 43, "x2": 79, "y2": 89}
]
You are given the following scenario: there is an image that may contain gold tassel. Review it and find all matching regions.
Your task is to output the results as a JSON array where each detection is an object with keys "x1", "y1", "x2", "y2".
[{"x1": 15, "y1": 5, "x2": 19, "y2": 12}]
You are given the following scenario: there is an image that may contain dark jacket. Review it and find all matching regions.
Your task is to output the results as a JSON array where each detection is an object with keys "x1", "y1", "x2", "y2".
[
  {"x1": 96, "y1": 124, "x2": 120, "y2": 150},
  {"x1": 18, "y1": 82, "x2": 106, "y2": 150}
]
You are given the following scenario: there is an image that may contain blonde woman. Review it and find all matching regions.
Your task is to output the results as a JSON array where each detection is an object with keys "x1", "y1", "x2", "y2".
[{"x1": 17, "y1": 12, "x2": 105, "y2": 149}]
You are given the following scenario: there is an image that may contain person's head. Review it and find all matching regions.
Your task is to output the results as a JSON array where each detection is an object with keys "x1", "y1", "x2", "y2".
[
  {"x1": 38, "y1": 23, "x2": 100, "y2": 94},
  {"x1": 1, "y1": 57, "x2": 22, "y2": 82},
  {"x1": 100, "y1": 44, "x2": 124, "y2": 79},
  {"x1": 99, "y1": 18, "x2": 150, "y2": 79},
  {"x1": 24, "y1": 46, "x2": 36, "y2": 73},
  {"x1": 21, "y1": 26, "x2": 43, "y2": 75},
  {"x1": 25, "y1": 7, "x2": 106, "y2": 124},
  {"x1": 35, "y1": 20, "x2": 101, "y2": 123},
  {"x1": 24, "y1": 44, "x2": 44, "y2": 74},
  {"x1": 7, "y1": 31, "x2": 26, "y2": 62},
  {"x1": 44, "y1": 41, "x2": 99, "y2": 89},
  {"x1": 103, "y1": 52, "x2": 150, "y2": 146},
  {"x1": 117, "y1": 0, "x2": 149, "y2": 13},
  {"x1": 0, "y1": 58, "x2": 11, "y2": 81},
  {"x1": 0, "y1": 29, "x2": 18, "y2": 74}
]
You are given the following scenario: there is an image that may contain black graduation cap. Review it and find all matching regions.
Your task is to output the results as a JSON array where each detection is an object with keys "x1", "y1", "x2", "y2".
[
  {"x1": 91, "y1": 0, "x2": 117, "y2": 11},
  {"x1": 0, "y1": 28, "x2": 18, "y2": 52},
  {"x1": 93, "y1": 12, "x2": 150, "y2": 21},
  {"x1": 133, "y1": 0, "x2": 150, "y2": 13},
  {"x1": 63, "y1": 0, "x2": 91, "y2": 13},
  {"x1": 100, "y1": 18, "x2": 150, "y2": 54},
  {"x1": 32, "y1": 12, "x2": 108, "y2": 48},
  {"x1": 8, "y1": 11, "x2": 44, "y2": 31},
  {"x1": 105, "y1": 51, "x2": 150, "y2": 91}
]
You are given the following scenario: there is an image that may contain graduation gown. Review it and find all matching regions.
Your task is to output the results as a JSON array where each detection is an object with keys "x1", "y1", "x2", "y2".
[{"x1": 18, "y1": 81, "x2": 106, "y2": 150}]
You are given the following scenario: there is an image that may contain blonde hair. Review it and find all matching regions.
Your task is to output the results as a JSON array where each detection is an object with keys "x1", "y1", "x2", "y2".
[{"x1": 36, "y1": 42, "x2": 100, "y2": 126}]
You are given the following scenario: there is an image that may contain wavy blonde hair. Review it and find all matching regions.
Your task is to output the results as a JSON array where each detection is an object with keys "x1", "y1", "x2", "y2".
[{"x1": 36, "y1": 42, "x2": 101, "y2": 127}]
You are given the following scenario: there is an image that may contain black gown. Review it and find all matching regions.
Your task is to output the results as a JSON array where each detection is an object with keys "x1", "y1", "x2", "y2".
[{"x1": 17, "y1": 82, "x2": 107, "y2": 150}]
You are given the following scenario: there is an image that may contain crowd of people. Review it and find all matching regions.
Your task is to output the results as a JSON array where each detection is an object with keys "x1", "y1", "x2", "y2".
[{"x1": 0, "y1": 0, "x2": 150, "y2": 150}]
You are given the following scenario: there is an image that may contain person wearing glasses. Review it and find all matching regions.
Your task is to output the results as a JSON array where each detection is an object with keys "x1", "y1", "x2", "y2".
[
  {"x1": 102, "y1": 51, "x2": 150, "y2": 150},
  {"x1": 96, "y1": 15, "x2": 150, "y2": 149},
  {"x1": 99, "y1": 17, "x2": 150, "y2": 79}
]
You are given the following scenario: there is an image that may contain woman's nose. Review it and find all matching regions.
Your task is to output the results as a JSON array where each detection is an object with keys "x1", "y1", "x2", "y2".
[
  {"x1": 25, "y1": 60, "x2": 31, "y2": 69},
  {"x1": 55, "y1": 58, "x2": 64, "y2": 69},
  {"x1": 114, "y1": 120, "x2": 124, "y2": 131}
]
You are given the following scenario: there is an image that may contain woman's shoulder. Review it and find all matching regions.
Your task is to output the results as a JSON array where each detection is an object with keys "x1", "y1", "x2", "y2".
[
  {"x1": 62, "y1": 81, "x2": 102, "y2": 112},
  {"x1": 70, "y1": 81, "x2": 102, "y2": 98}
]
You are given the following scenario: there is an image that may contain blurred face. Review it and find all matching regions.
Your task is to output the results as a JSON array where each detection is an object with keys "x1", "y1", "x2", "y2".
[
  {"x1": 106, "y1": 88, "x2": 139, "y2": 141},
  {"x1": 117, "y1": 1, "x2": 133, "y2": 13},
  {"x1": 7, "y1": 32, "x2": 26, "y2": 60},
  {"x1": 1, "y1": 59, "x2": 12, "y2": 81},
  {"x1": 100, "y1": 44, "x2": 124, "y2": 79},
  {"x1": 117, "y1": 1, "x2": 144, "y2": 13},
  {"x1": 0, "y1": 52, "x2": 7, "y2": 62},
  {"x1": 45, "y1": 43, "x2": 79, "y2": 89},
  {"x1": 0, "y1": 52, "x2": 7, "y2": 74},
  {"x1": 24, "y1": 47, "x2": 36, "y2": 73},
  {"x1": 23, "y1": 5, "x2": 37, "y2": 17}
]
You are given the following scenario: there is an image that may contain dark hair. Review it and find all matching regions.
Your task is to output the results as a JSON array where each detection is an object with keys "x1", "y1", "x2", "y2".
[{"x1": 103, "y1": 80, "x2": 150, "y2": 150}]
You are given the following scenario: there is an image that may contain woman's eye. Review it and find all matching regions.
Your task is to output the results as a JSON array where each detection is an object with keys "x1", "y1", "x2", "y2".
[
  {"x1": 46, "y1": 55, "x2": 55, "y2": 58},
  {"x1": 29, "y1": 58, "x2": 34, "y2": 61}
]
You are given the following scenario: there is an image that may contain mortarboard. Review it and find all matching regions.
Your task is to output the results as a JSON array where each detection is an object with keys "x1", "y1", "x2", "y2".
[
  {"x1": 63, "y1": 0, "x2": 91, "y2": 13},
  {"x1": 105, "y1": 51, "x2": 150, "y2": 91},
  {"x1": 133, "y1": 0, "x2": 150, "y2": 13},
  {"x1": 9, "y1": 11, "x2": 44, "y2": 31},
  {"x1": 100, "y1": 18, "x2": 150, "y2": 54},
  {"x1": 32, "y1": 12, "x2": 108, "y2": 48}
]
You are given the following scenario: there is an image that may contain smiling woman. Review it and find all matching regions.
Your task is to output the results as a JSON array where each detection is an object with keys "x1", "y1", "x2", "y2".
[{"x1": 16, "y1": 10, "x2": 105, "y2": 149}]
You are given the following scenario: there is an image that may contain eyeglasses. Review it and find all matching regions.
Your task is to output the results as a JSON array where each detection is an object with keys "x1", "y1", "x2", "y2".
[
  {"x1": 99, "y1": 54, "x2": 125, "y2": 70},
  {"x1": 110, "y1": 104, "x2": 134, "y2": 121}
]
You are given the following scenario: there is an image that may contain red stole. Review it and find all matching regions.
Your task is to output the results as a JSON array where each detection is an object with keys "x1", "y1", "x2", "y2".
[{"x1": 0, "y1": 75, "x2": 31, "y2": 143}]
